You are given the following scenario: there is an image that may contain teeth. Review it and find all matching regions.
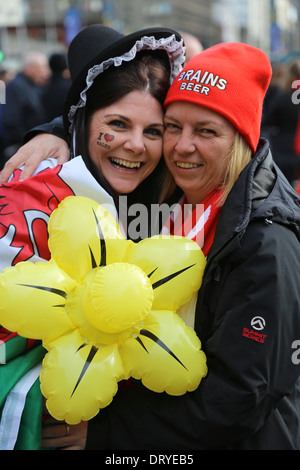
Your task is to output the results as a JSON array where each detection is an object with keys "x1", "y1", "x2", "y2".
[
  {"x1": 176, "y1": 162, "x2": 200, "y2": 169},
  {"x1": 111, "y1": 157, "x2": 142, "y2": 169}
]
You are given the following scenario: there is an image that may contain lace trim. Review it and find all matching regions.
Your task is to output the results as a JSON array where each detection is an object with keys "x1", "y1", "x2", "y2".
[{"x1": 68, "y1": 34, "x2": 185, "y2": 128}]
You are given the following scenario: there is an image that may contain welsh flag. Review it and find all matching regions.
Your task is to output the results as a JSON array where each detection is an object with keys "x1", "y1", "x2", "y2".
[
  {"x1": 0, "y1": 157, "x2": 116, "y2": 449},
  {"x1": 0, "y1": 328, "x2": 45, "y2": 450}
]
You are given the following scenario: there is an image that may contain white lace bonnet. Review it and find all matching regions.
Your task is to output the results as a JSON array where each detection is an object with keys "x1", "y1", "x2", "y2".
[{"x1": 66, "y1": 27, "x2": 185, "y2": 130}]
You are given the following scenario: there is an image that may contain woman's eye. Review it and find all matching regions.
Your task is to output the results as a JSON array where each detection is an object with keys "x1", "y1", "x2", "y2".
[
  {"x1": 165, "y1": 122, "x2": 180, "y2": 131},
  {"x1": 200, "y1": 128, "x2": 216, "y2": 135},
  {"x1": 145, "y1": 127, "x2": 163, "y2": 137},
  {"x1": 109, "y1": 120, "x2": 126, "y2": 128}
]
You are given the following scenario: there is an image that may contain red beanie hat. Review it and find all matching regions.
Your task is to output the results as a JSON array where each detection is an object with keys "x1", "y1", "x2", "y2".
[{"x1": 164, "y1": 42, "x2": 272, "y2": 153}]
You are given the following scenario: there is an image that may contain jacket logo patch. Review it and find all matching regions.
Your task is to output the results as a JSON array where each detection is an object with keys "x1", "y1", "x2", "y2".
[
  {"x1": 251, "y1": 316, "x2": 266, "y2": 331},
  {"x1": 243, "y1": 317, "x2": 267, "y2": 344}
]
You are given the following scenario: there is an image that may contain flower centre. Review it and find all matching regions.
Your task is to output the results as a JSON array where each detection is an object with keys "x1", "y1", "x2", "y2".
[{"x1": 83, "y1": 262, "x2": 154, "y2": 334}]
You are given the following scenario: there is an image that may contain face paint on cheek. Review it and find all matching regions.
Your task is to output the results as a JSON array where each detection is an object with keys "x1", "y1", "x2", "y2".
[
  {"x1": 104, "y1": 133, "x2": 115, "y2": 143},
  {"x1": 97, "y1": 132, "x2": 115, "y2": 149}
]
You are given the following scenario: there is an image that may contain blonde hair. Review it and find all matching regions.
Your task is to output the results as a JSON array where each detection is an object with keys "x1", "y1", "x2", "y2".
[
  {"x1": 218, "y1": 132, "x2": 252, "y2": 206},
  {"x1": 159, "y1": 132, "x2": 252, "y2": 206}
]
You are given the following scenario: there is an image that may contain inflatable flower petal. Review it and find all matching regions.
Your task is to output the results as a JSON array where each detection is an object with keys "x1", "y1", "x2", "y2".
[
  {"x1": 122, "y1": 310, "x2": 207, "y2": 395},
  {"x1": 0, "y1": 259, "x2": 76, "y2": 344},
  {"x1": 128, "y1": 236, "x2": 204, "y2": 310},
  {"x1": 41, "y1": 330, "x2": 124, "y2": 424},
  {"x1": 0, "y1": 196, "x2": 207, "y2": 424},
  {"x1": 48, "y1": 196, "x2": 129, "y2": 281}
]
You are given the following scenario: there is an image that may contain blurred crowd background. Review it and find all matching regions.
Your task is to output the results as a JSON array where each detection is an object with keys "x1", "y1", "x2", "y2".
[{"x1": 0, "y1": 0, "x2": 299, "y2": 189}]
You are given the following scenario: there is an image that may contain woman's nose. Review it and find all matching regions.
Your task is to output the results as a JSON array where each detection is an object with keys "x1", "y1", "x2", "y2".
[
  {"x1": 123, "y1": 130, "x2": 146, "y2": 154},
  {"x1": 175, "y1": 130, "x2": 196, "y2": 154}
]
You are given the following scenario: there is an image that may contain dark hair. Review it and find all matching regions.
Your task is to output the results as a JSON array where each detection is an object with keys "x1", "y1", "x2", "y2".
[{"x1": 71, "y1": 51, "x2": 171, "y2": 213}]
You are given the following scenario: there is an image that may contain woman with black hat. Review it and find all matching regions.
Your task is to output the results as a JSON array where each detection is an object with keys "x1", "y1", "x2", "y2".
[
  {"x1": 0, "y1": 24, "x2": 185, "y2": 450},
  {"x1": 0, "y1": 24, "x2": 184, "y2": 198}
]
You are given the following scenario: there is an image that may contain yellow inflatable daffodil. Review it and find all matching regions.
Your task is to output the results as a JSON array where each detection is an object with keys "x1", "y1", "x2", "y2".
[{"x1": 0, "y1": 196, "x2": 207, "y2": 424}]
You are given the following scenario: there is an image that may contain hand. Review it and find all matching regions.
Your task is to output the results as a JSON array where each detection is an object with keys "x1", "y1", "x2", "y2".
[
  {"x1": 42, "y1": 415, "x2": 88, "y2": 450},
  {"x1": 0, "y1": 133, "x2": 70, "y2": 183}
]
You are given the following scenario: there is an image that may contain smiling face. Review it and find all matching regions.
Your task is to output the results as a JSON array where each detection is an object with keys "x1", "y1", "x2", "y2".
[
  {"x1": 163, "y1": 102, "x2": 236, "y2": 205},
  {"x1": 88, "y1": 90, "x2": 164, "y2": 195}
]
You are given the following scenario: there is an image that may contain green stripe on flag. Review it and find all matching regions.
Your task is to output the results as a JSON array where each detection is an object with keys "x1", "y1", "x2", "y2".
[{"x1": 0, "y1": 344, "x2": 45, "y2": 450}]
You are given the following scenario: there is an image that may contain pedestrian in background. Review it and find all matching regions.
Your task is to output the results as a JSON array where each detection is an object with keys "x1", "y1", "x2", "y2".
[
  {"x1": 42, "y1": 52, "x2": 71, "y2": 122},
  {"x1": 1, "y1": 51, "x2": 50, "y2": 161},
  {"x1": 262, "y1": 59, "x2": 300, "y2": 186},
  {"x1": 179, "y1": 31, "x2": 203, "y2": 65}
]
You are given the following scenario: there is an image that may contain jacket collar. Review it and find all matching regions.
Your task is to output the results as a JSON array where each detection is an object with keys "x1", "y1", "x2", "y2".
[{"x1": 207, "y1": 139, "x2": 276, "y2": 262}]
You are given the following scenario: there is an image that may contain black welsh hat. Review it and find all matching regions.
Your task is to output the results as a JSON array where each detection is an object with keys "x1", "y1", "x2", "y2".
[{"x1": 64, "y1": 24, "x2": 185, "y2": 131}]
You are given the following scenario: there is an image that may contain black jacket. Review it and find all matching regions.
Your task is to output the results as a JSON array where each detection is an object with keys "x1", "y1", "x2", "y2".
[
  {"x1": 41, "y1": 74, "x2": 71, "y2": 123},
  {"x1": 2, "y1": 73, "x2": 46, "y2": 149},
  {"x1": 85, "y1": 139, "x2": 300, "y2": 450},
  {"x1": 261, "y1": 87, "x2": 300, "y2": 183}
]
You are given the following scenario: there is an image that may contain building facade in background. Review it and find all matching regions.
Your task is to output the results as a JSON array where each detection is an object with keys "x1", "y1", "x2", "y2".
[{"x1": 0, "y1": 0, "x2": 299, "y2": 69}]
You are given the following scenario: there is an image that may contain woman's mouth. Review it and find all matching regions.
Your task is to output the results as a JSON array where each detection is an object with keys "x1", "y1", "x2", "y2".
[
  {"x1": 175, "y1": 161, "x2": 202, "y2": 169},
  {"x1": 110, "y1": 157, "x2": 144, "y2": 170}
]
